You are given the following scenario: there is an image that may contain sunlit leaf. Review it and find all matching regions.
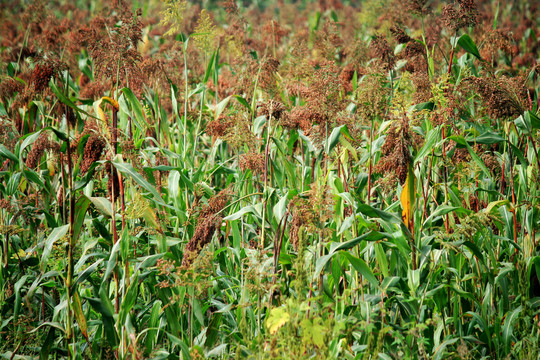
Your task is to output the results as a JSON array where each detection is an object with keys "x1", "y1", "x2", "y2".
[
  {"x1": 266, "y1": 307, "x2": 290, "y2": 334},
  {"x1": 400, "y1": 163, "x2": 415, "y2": 233}
]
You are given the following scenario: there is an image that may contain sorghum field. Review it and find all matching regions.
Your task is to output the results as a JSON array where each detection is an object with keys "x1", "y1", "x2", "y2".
[{"x1": 0, "y1": 0, "x2": 539, "y2": 358}]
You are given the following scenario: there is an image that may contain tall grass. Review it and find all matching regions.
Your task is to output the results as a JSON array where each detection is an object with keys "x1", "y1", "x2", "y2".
[{"x1": 0, "y1": 0, "x2": 539, "y2": 359}]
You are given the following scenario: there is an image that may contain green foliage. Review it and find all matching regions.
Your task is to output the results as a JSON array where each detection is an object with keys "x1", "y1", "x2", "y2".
[{"x1": 0, "y1": 0, "x2": 539, "y2": 359}]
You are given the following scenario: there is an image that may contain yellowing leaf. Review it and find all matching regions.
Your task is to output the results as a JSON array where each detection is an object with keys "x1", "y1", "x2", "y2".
[
  {"x1": 14, "y1": 248, "x2": 27, "y2": 258},
  {"x1": 47, "y1": 158, "x2": 55, "y2": 176},
  {"x1": 142, "y1": 207, "x2": 161, "y2": 231},
  {"x1": 300, "y1": 318, "x2": 326, "y2": 348},
  {"x1": 400, "y1": 163, "x2": 416, "y2": 233},
  {"x1": 266, "y1": 307, "x2": 290, "y2": 334},
  {"x1": 94, "y1": 98, "x2": 111, "y2": 138},
  {"x1": 96, "y1": 98, "x2": 106, "y2": 122},
  {"x1": 102, "y1": 96, "x2": 119, "y2": 111},
  {"x1": 72, "y1": 290, "x2": 89, "y2": 342}
]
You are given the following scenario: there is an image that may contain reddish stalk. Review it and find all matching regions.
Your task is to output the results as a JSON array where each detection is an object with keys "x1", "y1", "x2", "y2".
[
  {"x1": 447, "y1": 46, "x2": 455, "y2": 76},
  {"x1": 441, "y1": 127, "x2": 450, "y2": 234},
  {"x1": 104, "y1": 99, "x2": 121, "y2": 313},
  {"x1": 367, "y1": 119, "x2": 375, "y2": 204},
  {"x1": 506, "y1": 131, "x2": 519, "y2": 251},
  {"x1": 421, "y1": 152, "x2": 434, "y2": 224}
]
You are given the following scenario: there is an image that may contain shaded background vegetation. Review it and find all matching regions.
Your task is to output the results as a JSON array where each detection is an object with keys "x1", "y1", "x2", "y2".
[{"x1": 0, "y1": 0, "x2": 539, "y2": 358}]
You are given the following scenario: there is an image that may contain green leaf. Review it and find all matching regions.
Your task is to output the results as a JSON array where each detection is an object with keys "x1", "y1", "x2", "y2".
[
  {"x1": 193, "y1": 298, "x2": 204, "y2": 326},
  {"x1": 119, "y1": 274, "x2": 139, "y2": 326},
  {"x1": 45, "y1": 126, "x2": 68, "y2": 142},
  {"x1": 357, "y1": 203, "x2": 401, "y2": 224},
  {"x1": 165, "y1": 331, "x2": 191, "y2": 359},
  {"x1": 145, "y1": 301, "x2": 162, "y2": 353},
  {"x1": 20, "y1": 131, "x2": 44, "y2": 160},
  {"x1": 374, "y1": 243, "x2": 389, "y2": 277},
  {"x1": 301, "y1": 318, "x2": 326, "y2": 348},
  {"x1": 342, "y1": 252, "x2": 380, "y2": 289},
  {"x1": 509, "y1": 142, "x2": 528, "y2": 166},
  {"x1": 120, "y1": 87, "x2": 146, "y2": 133},
  {"x1": 72, "y1": 290, "x2": 89, "y2": 341},
  {"x1": 89, "y1": 196, "x2": 113, "y2": 217},
  {"x1": 112, "y1": 158, "x2": 168, "y2": 207},
  {"x1": 203, "y1": 50, "x2": 217, "y2": 84},
  {"x1": 433, "y1": 338, "x2": 459, "y2": 360},
  {"x1": 103, "y1": 240, "x2": 121, "y2": 284},
  {"x1": 314, "y1": 231, "x2": 386, "y2": 284},
  {"x1": 525, "y1": 111, "x2": 540, "y2": 130},
  {"x1": 39, "y1": 327, "x2": 56, "y2": 360},
  {"x1": 223, "y1": 205, "x2": 259, "y2": 221},
  {"x1": 28, "y1": 321, "x2": 65, "y2": 335},
  {"x1": 41, "y1": 225, "x2": 70, "y2": 271},
  {"x1": 470, "y1": 132, "x2": 505, "y2": 145},
  {"x1": 493, "y1": 1, "x2": 500, "y2": 29},
  {"x1": 414, "y1": 127, "x2": 440, "y2": 164},
  {"x1": 330, "y1": 231, "x2": 387, "y2": 252},
  {"x1": 49, "y1": 80, "x2": 98, "y2": 120},
  {"x1": 74, "y1": 259, "x2": 104, "y2": 287},
  {"x1": 413, "y1": 101, "x2": 434, "y2": 111},
  {"x1": 86, "y1": 296, "x2": 117, "y2": 346},
  {"x1": 326, "y1": 125, "x2": 345, "y2": 154},
  {"x1": 423, "y1": 205, "x2": 462, "y2": 227},
  {"x1": 234, "y1": 95, "x2": 251, "y2": 112},
  {"x1": 502, "y1": 306, "x2": 522, "y2": 353},
  {"x1": 273, "y1": 191, "x2": 289, "y2": 221},
  {"x1": 0, "y1": 144, "x2": 18, "y2": 163},
  {"x1": 72, "y1": 196, "x2": 92, "y2": 245},
  {"x1": 457, "y1": 34, "x2": 483, "y2": 60},
  {"x1": 204, "y1": 313, "x2": 223, "y2": 349},
  {"x1": 448, "y1": 135, "x2": 491, "y2": 178},
  {"x1": 7, "y1": 62, "x2": 16, "y2": 77},
  {"x1": 24, "y1": 169, "x2": 48, "y2": 193},
  {"x1": 214, "y1": 95, "x2": 232, "y2": 121},
  {"x1": 462, "y1": 241, "x2": 485, "y2": 266}
]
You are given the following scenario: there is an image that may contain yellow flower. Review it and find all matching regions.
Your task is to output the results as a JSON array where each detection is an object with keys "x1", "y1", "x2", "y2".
[
  {"x1": 12, "y1": 248, "x2": 27, "y2": 259},
  {"x1": 193, "y1": 10, "x2": 217, "y2": 54},
  {"x1": 160, "y1": 0, "x2": 187, "y2": 38}
]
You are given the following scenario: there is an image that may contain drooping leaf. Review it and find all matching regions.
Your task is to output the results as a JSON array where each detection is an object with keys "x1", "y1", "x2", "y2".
[
  {"x1": 119, "y1": 274, "x2": 139, "y2": 326},
  {"x1": 357, "y1": 203, "x2": 401, "y2": 224},
  {"x1": 50, "y1": 79, "x2": 98, "y2": 120},
  {"x1": 204, "y1": 313, "x2": 223, "y2": 349},
  {"x1": 89, "y1": 196, "x2": 113, "y2": 217},
  {"x1": 326, "y1": 125, "x2": 345, "y2": 154},
  {"x1": 72, "y1": 290, "x2": 89, "y2": 341},
  {"x1": 112, "y1": 158, "x2": 168, "y2": 207},
  {"x1": 86, "y1": 296, "x2": 118, "y2": 346},
  {"x1": 0, "y1": 144, "x2": 18, "y2": 163},
  {"x1": 414, "y1": 127, "x2": 440, "y2": 164},
  {"x1": 502, "y1": 306, "x2": 522, "y2": 353},
  {"x1": 120, "y1": 87, "x2": 146, "y2": 132},
  {"x1": 400, "y1": 163, "x2": 415, "y2": 233},
  {"x1": 72, "y1": 196, "x2": 92, "y2": 245},
  {"x1": 448, "y1": 135, "x2": 492, "y2": 178},
  {"x1": 41, "y1": 225, "x2": 70, "y2": 271},
  {"x1": 342, "y1": 252, "x2": 380, "y2": 289},
  {"x1": 39, "y1": 326, "x2": 56, "y2": 360},
  {"x1": 457, "y1": 34, "x2": 483, "y2": 60}
]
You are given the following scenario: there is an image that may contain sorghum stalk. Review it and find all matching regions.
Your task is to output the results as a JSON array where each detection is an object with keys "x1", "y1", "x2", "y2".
[{"x1": 63, "y1": 72, "x2": 76, "y2": 357}]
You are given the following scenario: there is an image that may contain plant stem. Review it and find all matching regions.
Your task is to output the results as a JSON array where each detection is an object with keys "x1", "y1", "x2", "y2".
[{"x1": 63, "y1": 71, "x2": 76, "y2": 358}]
